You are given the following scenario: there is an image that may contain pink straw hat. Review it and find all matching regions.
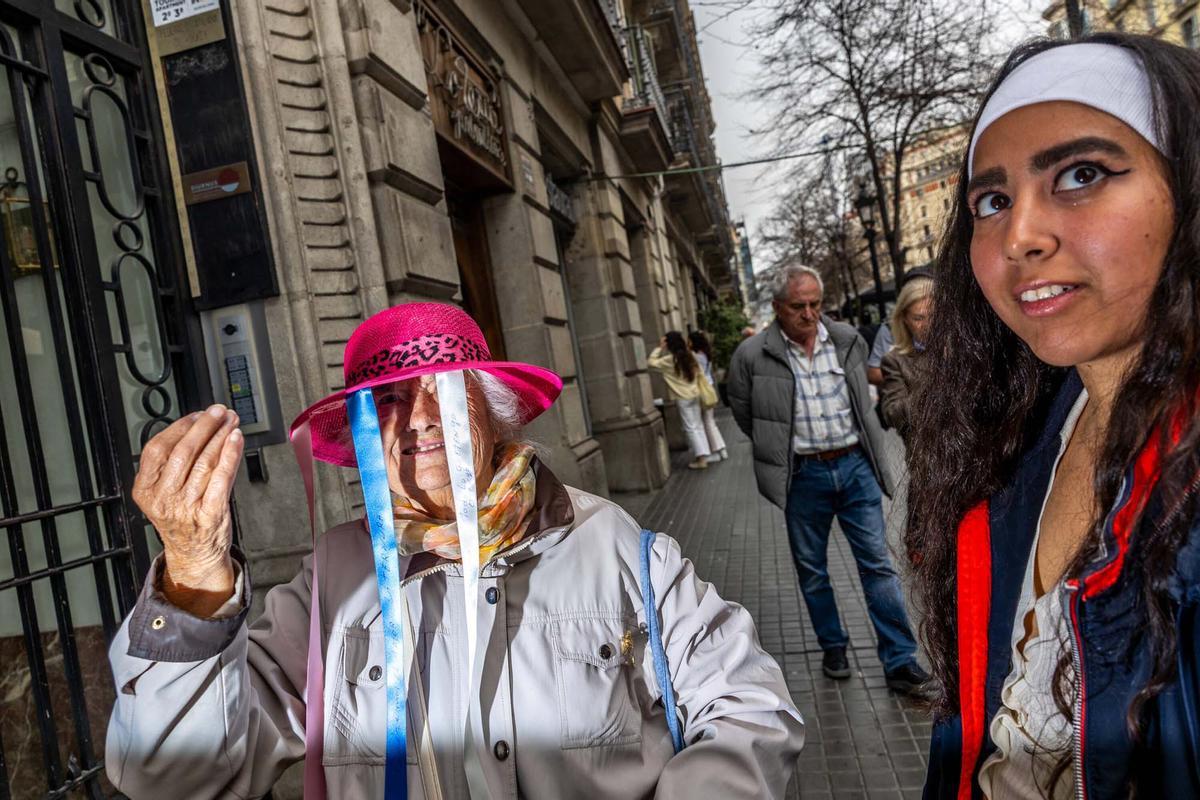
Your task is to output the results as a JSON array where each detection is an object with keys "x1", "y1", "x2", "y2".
[{"x1": 289, "y1": 302, "x2": 562, "y2": 467}]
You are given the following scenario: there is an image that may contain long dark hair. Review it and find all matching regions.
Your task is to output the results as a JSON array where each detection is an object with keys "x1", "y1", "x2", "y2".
[
  {"x1": 665, "y1": 330, "x2": 698, "y2": 381},
  {"x1": 688, "y1": 331, "x2": 713, "y2": 362},
  {"x1": 907, "y1": 32, "x2": 1200, "y2": 793}
]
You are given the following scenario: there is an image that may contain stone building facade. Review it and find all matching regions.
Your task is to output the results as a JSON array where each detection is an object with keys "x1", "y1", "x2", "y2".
[{"x1": 227, "y1": 0, "x2": 734, "y2": 538}]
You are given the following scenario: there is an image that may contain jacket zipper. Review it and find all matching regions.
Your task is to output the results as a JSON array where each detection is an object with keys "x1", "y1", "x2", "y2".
[
  {"x1": 398, "y1": 524, "x2": 571, "y2": 589},
  {"x1": 1065, "y1": 580, "x2": 1087, "y2": 800}
]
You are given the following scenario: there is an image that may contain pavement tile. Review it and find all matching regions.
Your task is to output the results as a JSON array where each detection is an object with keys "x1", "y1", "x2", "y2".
[{"x1": 615, "y1": 411, "x2": 930, "y2": 799}]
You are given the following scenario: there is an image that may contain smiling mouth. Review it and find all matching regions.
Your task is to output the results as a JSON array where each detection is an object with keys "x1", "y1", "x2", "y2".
[
  {"x1": 1017, "y1": 283, "x2": 1078, "y2": 303},
  {"x1": 402, "y1": 441, "x2": 445, "y2": 456}
]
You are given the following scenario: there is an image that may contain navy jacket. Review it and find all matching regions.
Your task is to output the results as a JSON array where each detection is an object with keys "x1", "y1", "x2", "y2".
[{"x1": 925, "y1": 372, "x2": 1200, "y2": 799}]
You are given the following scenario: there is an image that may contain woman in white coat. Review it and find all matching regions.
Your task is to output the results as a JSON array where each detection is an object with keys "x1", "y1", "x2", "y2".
[{"x1": 105, "y1": 302, "x2": 804, "y2": 799}]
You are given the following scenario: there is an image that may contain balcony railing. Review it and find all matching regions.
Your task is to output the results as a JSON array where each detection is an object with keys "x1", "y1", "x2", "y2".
[{"x1": 623, "y1": 25, "x2": 670, "y2": 135}]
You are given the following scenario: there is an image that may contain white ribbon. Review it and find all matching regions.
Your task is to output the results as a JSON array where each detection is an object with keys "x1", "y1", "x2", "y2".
[{"x1": 434, "y1": 371, "x2": 489, "y2": 799}]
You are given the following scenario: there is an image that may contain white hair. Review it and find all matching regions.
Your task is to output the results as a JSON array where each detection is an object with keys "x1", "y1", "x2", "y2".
[
  {"x1": 468, "y1": 369, "x2": 525, "y2": 445},
  {"x1": 772, "y1": 264, "x2": 824, "y2": 301}
]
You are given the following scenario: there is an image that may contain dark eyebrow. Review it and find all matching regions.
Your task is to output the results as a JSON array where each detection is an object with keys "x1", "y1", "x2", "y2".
[
  {"x1": 1030, "y1": 136, "x2": 1128, "y2": 171},
  {"x1": 967, "y1": 166, "x2": 1006, "y2": 196}
]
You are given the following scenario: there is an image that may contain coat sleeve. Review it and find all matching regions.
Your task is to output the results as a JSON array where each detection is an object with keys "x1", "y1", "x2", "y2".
[
  {"x1": 878, "y1": 352, "x2": 911, "y2": 434},
  {"x1": 647, "y1": 347, "x2": 674, "y2": 374},
  {"x1": 647, "y1": 533, "x2": 805, "y2": 798},
  {"x1": 105, "y1": 545, "x2": 316, "y2": 799},
  {"x1": 726, "y1": 343, "x2": 754, "y2": 438}
]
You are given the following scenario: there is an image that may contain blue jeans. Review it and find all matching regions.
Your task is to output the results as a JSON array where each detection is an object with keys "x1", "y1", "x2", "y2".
[{"x1": 784, "y1": 448, "x2": 917, "y2": 672}]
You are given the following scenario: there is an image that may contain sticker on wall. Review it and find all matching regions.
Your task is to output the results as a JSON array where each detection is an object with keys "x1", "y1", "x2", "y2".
[
  {"x1": 182, "y1": 161, "x2": 251, "y2": 205},
  {"x1": 151, "y1": 0, "x2": 220, "y2": 27}
]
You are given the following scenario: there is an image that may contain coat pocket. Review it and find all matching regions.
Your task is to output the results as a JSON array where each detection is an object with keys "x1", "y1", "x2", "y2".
[
  {"x1": 328, "y1": 626, "x2": 438, "y2": 766},
  {"x1": 551, "y1": 615, "x2": 642, "y2": 749}
]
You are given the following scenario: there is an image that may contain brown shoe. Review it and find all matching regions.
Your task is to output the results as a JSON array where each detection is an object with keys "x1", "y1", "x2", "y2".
[{"x1": 687, "y1": 458, "x2": 708, "y2": 470}]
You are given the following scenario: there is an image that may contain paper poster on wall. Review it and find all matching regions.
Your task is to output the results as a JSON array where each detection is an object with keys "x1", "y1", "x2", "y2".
[{"x1": 151, "y1": 0, "x2": 219, "y2": 27}]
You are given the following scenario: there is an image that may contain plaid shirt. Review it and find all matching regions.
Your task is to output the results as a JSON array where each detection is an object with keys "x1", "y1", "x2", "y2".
[{"x1": 783, "y1": 323, "x2": 859, "y2": 455}]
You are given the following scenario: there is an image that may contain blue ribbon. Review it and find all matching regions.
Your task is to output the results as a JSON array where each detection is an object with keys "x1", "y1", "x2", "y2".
[
  {"x1": 348, "y1": 389, "x2": 408, "y2": 798},
  {"x1": 640, "y1": 529, "x2": 685, "y2": 754}
]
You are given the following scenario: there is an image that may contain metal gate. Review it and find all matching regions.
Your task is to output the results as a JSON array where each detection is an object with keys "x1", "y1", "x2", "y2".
[{"x1": 0, "y1": 1, "x2": 203, "y2": 797}]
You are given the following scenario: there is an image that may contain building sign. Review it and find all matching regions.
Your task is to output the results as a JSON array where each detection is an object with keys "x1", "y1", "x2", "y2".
[
  {"x1": 415, "y1": 0, "x2": 510, "y2": 186},
  {"x1": 182, "y1": 161, "x2": 251, "y2": 205},
  {"x1": 151, "y1": 0, "x2": 219, "y2": 27}
]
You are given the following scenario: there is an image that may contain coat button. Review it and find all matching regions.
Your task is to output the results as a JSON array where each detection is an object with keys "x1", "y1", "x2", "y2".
[
  {"x1": 151, "y1": 616, "x2": 166, "y2": 631},
  {"x1": 485, "y1": 587, "x2": 499, "y2": 605},
  {"x1": 598, "y1": 643, "x2": 613, "y2": 659},
  {"x1": 493, "y1": 740, "x2": 510, "y2": 761},
  {"x1": 369, "y1": 665, "x2": 382, "y2": 681}
]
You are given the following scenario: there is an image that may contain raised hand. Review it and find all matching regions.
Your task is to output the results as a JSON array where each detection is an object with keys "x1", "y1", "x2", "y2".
[{"x1": 131, "y1": 404, "x2": 244, "y2": 617}]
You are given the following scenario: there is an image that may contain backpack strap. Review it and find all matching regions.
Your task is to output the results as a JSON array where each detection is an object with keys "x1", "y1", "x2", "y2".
[{"x1": 639, "y1": 529, "x2": 686, "y2": 754}]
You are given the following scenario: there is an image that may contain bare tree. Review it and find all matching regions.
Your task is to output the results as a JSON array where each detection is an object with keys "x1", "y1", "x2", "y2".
[
  {"x1": 757, "y1": 155, "x2": 872, "y2": 319},
  {"x1": 750, "y1": 0, "x2": 998, "y2": 282}
]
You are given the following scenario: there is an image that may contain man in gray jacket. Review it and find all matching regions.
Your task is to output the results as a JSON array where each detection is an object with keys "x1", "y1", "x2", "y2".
[{"x1": 728, "y1": 265, "x2": 926, "y2": 694}]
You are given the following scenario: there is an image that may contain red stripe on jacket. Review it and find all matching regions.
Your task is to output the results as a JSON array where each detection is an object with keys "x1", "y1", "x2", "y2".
[{"x1": 955, "y1": 500, "x2": 991, "y2": 800}]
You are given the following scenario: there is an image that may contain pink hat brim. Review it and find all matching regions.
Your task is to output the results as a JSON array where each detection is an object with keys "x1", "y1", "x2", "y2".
[{"x1": 289, "y1": 360, "x2": 563, "y2": 467}]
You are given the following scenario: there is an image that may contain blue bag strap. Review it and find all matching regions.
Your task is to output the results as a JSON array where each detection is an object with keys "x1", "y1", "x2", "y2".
[
  {"x1": 640, "y1": 529, "x2": 686, "y2": 754},
  {"x1": 348, "y1": 390, "x2": 408, "y2": 798}
]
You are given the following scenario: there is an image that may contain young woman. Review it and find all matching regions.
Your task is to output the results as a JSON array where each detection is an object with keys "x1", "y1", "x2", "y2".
[
  {"x1": 689, "y1": 330, "x2": 729, "y2": 461},
  {"x1": 908, "y1": 34, "x2": 1200, "y2": 799},
  {"x1": 649, "y1": 331, "x2": 714, "y2": 469},
  {"x1": 879, "y1": 275, "x2": 933, "y2": 444}
]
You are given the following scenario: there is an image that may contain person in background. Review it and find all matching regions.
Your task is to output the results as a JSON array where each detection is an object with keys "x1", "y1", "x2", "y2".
[
  {"x1": 689, "y1": 331, "x2": 728, "y2": 462},
  {"x1": 866, "y1": 323, "x2": 892, "y2": 387},
  {"x1": 866, "y1": 267, "x2": 935, "y2": 386},
  {"x1": 878, "y1": 276, "x2": 933, "y2": 445},
  {"x1": 727, "y1": 264, "x2": 927, "y2": 694},
  {"x1": 649, "y1": 331, "x2": 715, "y2": 470}
]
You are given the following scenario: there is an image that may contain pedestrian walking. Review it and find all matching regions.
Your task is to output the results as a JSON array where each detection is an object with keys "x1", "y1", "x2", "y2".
[
  {"x1": 105, "y1": 303, "x2": 805, "y2": 799},
  {"x1": 727, "y1": 264, "x2": 927, "y2": 694},
  {"x1": 878, "y1": 275, "x2": 933, "y2": 445},
  {"x1": 689, "y1": 330, "x2": 728, "y2": 462},
  {"x1": 649, "y1": 331, "x2": 720, "y2": 470},
  {"x1": 908, "y1": 35, "x2": 1200, "y2": 800}
]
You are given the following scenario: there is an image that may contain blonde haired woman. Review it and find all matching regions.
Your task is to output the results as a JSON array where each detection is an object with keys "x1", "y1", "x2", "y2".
[{"x1": 878, "y1": 275, "x2": 933, "y2": 444}]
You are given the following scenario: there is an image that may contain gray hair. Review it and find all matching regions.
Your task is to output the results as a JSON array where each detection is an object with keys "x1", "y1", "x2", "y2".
[
  {"x1": 771, "y1": 264, "x2": 824, "y2": 301},
  {"x1": 468, "y1": 369, "x2": 525, "y2": 445}
]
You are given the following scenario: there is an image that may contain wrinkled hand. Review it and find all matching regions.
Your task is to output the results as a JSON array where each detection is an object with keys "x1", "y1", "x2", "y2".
[{"x1": 132, "y1": 405, "x2": 244, "y2": 616}]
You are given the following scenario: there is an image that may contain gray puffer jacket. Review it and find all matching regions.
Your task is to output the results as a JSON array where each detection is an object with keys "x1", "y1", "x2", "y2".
[{"x1": 727, "y1": 318, "x2": 895, "y2": 509}]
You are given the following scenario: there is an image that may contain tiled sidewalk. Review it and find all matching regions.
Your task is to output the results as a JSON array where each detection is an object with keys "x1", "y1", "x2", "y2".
[{"x1": 613, "y1": 410, "x2": 931, "y2": 800}]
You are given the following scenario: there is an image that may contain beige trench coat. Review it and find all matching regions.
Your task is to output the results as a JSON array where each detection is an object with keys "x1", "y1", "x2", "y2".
[{"x1": 105, "y1": 467, "x2": 804, "y2": 798}]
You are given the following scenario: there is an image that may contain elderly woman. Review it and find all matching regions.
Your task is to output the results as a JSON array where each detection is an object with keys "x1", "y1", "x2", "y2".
[
  {"x1": 105, "y1": 302, "x2": 804, "y2": 799},
  {"x1": 878, "y1": 275, "x2": 933, "y2": 444}
]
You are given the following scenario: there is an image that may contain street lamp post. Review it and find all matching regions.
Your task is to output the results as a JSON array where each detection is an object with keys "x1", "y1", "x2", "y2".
[{"x1": 854, "y1": 183, "x2": 887, "y2": 323}]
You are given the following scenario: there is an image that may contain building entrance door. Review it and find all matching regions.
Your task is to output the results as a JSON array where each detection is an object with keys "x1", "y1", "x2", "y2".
[
  {"x1": 448, "y1": 192, "x2": 506, "y2": 360},
  {"x1": 0, "y1": 3, "x2": 202, "y2": 797}
]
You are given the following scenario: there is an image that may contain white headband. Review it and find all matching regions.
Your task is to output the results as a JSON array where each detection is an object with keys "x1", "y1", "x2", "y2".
[{"x1": 968, "y1": 43, "x2": 1163, "y2": 179}]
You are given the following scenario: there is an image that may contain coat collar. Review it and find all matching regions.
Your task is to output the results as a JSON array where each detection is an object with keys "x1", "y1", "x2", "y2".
[{"x1": 765, "y1": 316, "x2": 851, "y2": 366}]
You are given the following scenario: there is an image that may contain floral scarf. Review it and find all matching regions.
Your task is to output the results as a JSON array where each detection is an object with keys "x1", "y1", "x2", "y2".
[{"x1": 391, "y1": 443, "x2": 537, "y2": 562}]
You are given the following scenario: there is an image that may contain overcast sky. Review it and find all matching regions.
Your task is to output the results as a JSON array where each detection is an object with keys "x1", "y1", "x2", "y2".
[{"x1": 693, "y1": 1, "x2": 1049, "y2": 270}]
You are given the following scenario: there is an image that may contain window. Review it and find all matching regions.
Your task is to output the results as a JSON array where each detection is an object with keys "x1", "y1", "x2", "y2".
[
  {"x1": 1185, "y1": 17, "x2": 1198, "y2": 48},
  {"x1": 926, "y1": 246, "x2": 934, "y2": 259},
  {"x1": 1146, "y1": 0, "x2": 1158, "y2": 27},
  {"x1": 1081, "y1": 9, "x2": 1092, "y2": 33},
  {"x1": 920, "y1": 206, "x2": 927, "y2": 218},
  {"x1": 943, "y1": 198, "x2": 950, "y2": 210},
  {"x1": 923, "y1": 224, "x2": 931, "y2": 239},
  {"x1": 940, "y1": 180, "x2": 947, "y2": 189}
]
